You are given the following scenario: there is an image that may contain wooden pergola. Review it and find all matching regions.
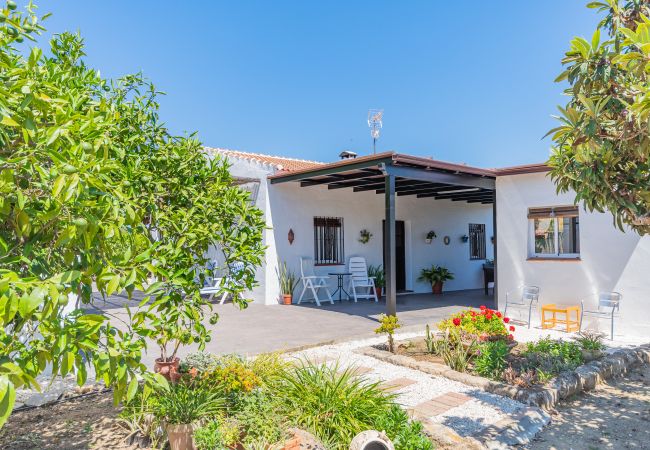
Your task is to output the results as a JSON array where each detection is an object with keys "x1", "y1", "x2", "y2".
[{"x1": 269, "y1": 152, "x2": 498, "y2": 315}]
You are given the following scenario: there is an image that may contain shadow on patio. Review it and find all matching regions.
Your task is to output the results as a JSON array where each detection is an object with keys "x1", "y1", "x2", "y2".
[{"x1": 294, "y1": 289, "x2": 495, "y2": 326}]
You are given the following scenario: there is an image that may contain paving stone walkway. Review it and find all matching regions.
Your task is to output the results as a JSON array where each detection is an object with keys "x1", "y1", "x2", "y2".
[{"x1": 290, "y1": 331, "x2": 526, "y2": 439}]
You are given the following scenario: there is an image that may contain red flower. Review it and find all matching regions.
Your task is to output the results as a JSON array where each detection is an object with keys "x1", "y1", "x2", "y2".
[
  {"x1": 509, "y1": 325, "x2": 516, "y2": 332},
  {"x1": 508, "y1": 334, "x2": 514, "y2": 341},
  {"x1": 495, "y1": 311, "x2": 502, "y2": 318},
  {"x1": 452, "y1": 318, "x2": 461, "y2": 326},
  {"x1": 470, "y1": 311, "x2": 476, "y2": 316},
  {"x1": 480, "y1": 305, "x2": 487, "y2": 310},
  {"x1": 471, "y1": 317, "x2": 477, "y2": 321},
  {"x1": 503, "y1": 317, "x2": 510, "y2": 323},
  {"x1": 486, "y1": 313, "x2": 493, "y2": 320}
]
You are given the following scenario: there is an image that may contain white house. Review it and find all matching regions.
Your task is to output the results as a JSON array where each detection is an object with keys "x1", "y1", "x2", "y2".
[{"x1": 207, "y1": 147, "x2": 649, "y2": 339}]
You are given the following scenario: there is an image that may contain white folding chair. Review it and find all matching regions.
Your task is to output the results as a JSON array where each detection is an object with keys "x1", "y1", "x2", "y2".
[
  {"x1": 348, "y1": 257, "x2": 378, "y2": 303},
  {"x1": 297, "y1": 257, "x2": 333, "y2": 306},
  {"x1": 503, "y1": 285, "x2": 540, "y2": 329},
  {"x1": 580, "y1": 291, "x2": 622, "y2": 340},
  {"x1": 200, "y1": 261, "x2": 245, "y2": 304}
]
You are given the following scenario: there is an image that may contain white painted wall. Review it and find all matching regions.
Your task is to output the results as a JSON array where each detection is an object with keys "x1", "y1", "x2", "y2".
[
  {"x1": 268, "y1": 182, "x2": 494, "y2": 302},
  {"x1": 216, "y1": 153, "x2": 494, "y2": 306},
  {"x1": 496, "y1": 172, "x2": 650, "y2": 339}
]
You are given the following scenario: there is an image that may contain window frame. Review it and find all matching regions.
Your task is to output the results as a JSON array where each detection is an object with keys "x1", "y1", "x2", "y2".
[
  {"x1": 313, "y1": 216, "x2": 345, "y2": 265},
  {"x1": 528, "y1": 206, "x2": 580, "y2": 259},
  {"x1": 468, "y1": 223, "x2": 486, "y2": 260}
]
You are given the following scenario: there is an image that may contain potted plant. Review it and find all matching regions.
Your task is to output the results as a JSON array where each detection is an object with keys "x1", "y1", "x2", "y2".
[
  {"x1": 367, "y1": 264, "x2": 385, "y2": 297},
  {"x1": 155, "y1": 382, "x2": 225, "y2": 450},
  {"x1": 417, "y1": 265, "x2": 454, "y2": 294},
  {"x1": 277, "y1": 262, "x2": 298, "y2": 305},
  {"x1": 425, "y1": 230, "x2": 437, "y2": 244}
]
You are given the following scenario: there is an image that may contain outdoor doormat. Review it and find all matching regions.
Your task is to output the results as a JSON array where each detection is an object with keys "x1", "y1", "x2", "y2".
[{"x1": 356, "y1": 340, "x2": 650, "y2": 409}]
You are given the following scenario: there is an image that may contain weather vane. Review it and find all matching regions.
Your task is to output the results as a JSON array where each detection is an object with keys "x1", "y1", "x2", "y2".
[{"x1": 367, "y1": 109, "x2": 383, "y2": 154}]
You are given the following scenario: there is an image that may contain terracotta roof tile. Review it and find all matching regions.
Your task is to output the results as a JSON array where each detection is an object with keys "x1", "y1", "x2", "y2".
[{"x1": 205, "y1": 147, "x2": 324, "y2": 172}]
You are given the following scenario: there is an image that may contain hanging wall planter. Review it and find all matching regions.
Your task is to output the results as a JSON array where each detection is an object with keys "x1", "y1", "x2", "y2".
[
  {"x1": 359, "y1": 229, "x2": 373, "y2": 244},
  {"x1": 425, "y1": 230, "x2": 437, "y2": 244}
]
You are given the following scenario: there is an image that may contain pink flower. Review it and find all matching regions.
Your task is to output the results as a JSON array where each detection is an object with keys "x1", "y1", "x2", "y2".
[
  {"x1": 495, "y1": 311, "x2": 502, "y2": 318},
  {"x1": 508, "y1": 334, "x2": 514, "y2": 341},
  {"x1": 452, "y1": 318, "x2": 461, "y2": 326},
  {"x1": 503, "y1": 317, "x2": 510, "y2": 324},
  {"x1": 480, "y1": 305, "x2": 487, "y2": 310}
]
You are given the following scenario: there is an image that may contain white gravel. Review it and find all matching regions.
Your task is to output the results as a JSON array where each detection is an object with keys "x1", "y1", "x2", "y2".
[{"x1": 289, "y1": 332, "x2": 525, "y2": 438}]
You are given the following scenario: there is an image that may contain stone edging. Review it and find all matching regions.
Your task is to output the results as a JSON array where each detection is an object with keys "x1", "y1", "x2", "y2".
[{"x1": 356, "y1": 343, "x2": 650, "y2": 409}]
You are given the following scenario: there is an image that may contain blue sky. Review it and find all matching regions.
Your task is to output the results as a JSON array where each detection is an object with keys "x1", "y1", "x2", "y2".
[{"x1": 34, "y1": 1, "x2": 595, "y2": 167}]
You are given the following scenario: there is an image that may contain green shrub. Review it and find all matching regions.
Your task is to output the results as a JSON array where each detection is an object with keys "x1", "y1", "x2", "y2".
[
  {"x1": 194, "y1": 418, "x2": 240, "y2": 450},
  {"x1": 180, "y1": 352, "x2": 219, "y2": 374},
  {"x1": 118, "y1": 386, "x2": 164, "y2": 448},
  {"x1": 374, "y1": 404, "x2": 434, "y2": 450},
  {"x1": 572, "y1": 331, "x2": 605, "y2": 352},
  {"x1": 521, "y1": 337, "x2": 583, "y2": 377},
  {"x1": 279, "y1": 362, "x2": 395, "y2": 448},
  {"x1": 232, "y1": 389, "x2": 287, "y2": 447},
  {"x1": 154, "y1": 381, "x2": 225, "y2": 424},
  {"x1": 474, "y1": 340, "x2": 510, "y2": 379}
]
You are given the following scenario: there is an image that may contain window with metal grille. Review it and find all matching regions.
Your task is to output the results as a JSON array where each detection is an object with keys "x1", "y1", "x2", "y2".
[
  {"x1": 469, "y1": 223, "x2": 486, "y2": 260},
  {"x1": 313, "y1": 217, "x2": 344, "y2": 265}
]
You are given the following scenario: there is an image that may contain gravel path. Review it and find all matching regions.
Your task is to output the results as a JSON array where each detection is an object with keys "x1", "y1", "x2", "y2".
[{"x1": 289, "y1": 332, "x2": 525, "y2": 437}]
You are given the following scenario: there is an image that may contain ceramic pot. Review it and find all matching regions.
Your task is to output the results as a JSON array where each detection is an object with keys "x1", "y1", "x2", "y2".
[
  {"x1": 431, "y1": 281, "x2": 443, "y2": 294},
  {"x1": 374, "y1": 287, "x2": 383, "y2": 298},
  {"x1": 154, "y1": 357, "x2": 181, "y2": 382},
  {"x1": 282, "y1": 294, "x2": 293, "y2": 305},
  {"x1": 167, "y1": 423, "x2": 194, "y2": 450}
]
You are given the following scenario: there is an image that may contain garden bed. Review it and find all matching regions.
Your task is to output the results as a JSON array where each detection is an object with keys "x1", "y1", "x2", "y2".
[{"x1": 358, "y1": 339, "x2": 650, "y2": 409}]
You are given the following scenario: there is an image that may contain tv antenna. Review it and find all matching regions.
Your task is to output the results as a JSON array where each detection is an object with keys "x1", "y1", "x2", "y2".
[{"x1": 367, "y1": 109, "x2": 383, "y2": 154}]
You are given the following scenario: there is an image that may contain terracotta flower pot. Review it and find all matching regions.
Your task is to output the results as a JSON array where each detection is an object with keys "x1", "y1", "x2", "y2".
[
  {"x1": 167, "y1": 423, "x2": 195, "y2": 450},
  {"x1": 431, "y1": 281, "x2": 443, "y2": 294},
  {"x1": 282, "y1": 294, "x2": 293, "y2": 305},
  {"x1": 154, "y1": 357, "x2": 181, "y2": 382},
  {"x1": 374, "y1": 287, "x2": 383, "y2": 298}
]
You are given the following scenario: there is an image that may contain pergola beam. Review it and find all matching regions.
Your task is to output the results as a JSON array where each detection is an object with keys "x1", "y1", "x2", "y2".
[{"x1": 385, "y1": 165, "x2": 495, "y2": 190}]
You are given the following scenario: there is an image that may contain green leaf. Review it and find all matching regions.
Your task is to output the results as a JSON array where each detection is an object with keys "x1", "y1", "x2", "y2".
[
  {"x1": 126, "y1": 376, "x2": 138, "y2": 402},
  {"x1": 18, "y1": 287, "x2": 46, "y2": 318},
  {"x1": 0, "y1": 116, "x2": 19, "y2": 127},
  {"x1": 0, "y1": 377, "x2": 15, "y2": 429}
]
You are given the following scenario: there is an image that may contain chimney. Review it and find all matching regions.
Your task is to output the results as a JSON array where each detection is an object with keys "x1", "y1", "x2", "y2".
[{"x1": 339, "y1": 150, "x2": 357, "y2": 160}]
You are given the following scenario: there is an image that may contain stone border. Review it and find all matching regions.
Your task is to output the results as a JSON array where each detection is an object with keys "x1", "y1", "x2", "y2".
[{"x1": 356, "y1": 342, "x2": 650, "y2": 409}]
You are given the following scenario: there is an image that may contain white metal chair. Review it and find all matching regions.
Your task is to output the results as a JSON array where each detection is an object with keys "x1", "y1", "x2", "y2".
[
  {"x1": 200, "y1": 261, "x2": 245, "y2": 304},
  {"x1": 580, "y1": 291, "x2": 622, "y2": 340},
  {"x1": 347, "y1": 257, "x2": 378, "y2": 303},
  {"x1": 503, "y1": 285, "x2": 540, "y2": 328},
  {"x1": 297, "y1": 257, "x2": 333, "y2": 306}
]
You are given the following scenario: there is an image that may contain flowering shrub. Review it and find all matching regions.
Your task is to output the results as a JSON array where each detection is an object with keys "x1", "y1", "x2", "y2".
[
  {"x1": 202, "y1": 356, "x2": 261, "y2": 394},
  {"x1": 438, "y1": 306, "x2": 513, "y2": 339}
]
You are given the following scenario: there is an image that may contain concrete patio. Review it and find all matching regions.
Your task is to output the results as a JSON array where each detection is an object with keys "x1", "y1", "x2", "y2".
[{"x1": 92, "y1": 289, "x2": 493, "y2": 366}]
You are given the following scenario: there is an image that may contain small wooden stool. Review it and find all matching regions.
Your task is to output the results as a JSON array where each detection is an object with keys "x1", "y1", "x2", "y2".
[{"x1": 541, "y1": 304, "x2": 580, "y2": 332}]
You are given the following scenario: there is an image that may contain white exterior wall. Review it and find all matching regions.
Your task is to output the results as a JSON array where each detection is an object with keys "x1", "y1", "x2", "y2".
[
  {"x1": 496, "y1": 172, "x2": 650, "y2": 338},
  {"x1": 267, "y1": 182, "x2": 494, "y2": 302}
]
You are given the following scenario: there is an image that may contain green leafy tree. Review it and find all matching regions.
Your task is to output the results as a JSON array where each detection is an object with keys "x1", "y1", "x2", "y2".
[
  {"x1": 0, "y1": 1, "x2": 264, "y2": 427},
  {"x1": 549, "y1": 0, "x2": 650, "y2": 233}
]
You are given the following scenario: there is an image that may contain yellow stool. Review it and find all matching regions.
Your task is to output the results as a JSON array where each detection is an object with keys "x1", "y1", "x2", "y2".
[{"x1": 541, "y1": 304, "x2": 580, "y2": 332}]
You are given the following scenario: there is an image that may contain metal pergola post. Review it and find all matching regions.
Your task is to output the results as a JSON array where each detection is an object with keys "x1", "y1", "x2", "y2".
[{"x1": 384, "y1": 173, "x2": 396, "y2": 316}]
